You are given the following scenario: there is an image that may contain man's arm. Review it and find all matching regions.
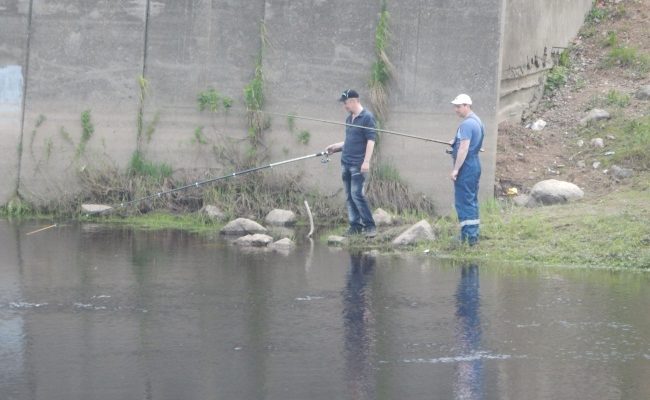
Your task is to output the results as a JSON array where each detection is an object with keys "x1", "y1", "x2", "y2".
[
  {"x1": 326, "y1": 141, "x2": 344, "y2": 154},
  {"x1": 361, "y1": 140, "x2": 375, "y2": 173},
  {"x1": 451, "y1": 139, "x2": 469, "y2": 181}
]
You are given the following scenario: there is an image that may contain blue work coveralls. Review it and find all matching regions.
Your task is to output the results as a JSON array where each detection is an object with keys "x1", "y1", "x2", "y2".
[{"x1": 451, "y1": 113, "x2": 485, "y2": 245}]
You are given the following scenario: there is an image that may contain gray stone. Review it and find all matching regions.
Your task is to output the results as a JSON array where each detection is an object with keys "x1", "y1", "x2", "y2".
[
  {"x1": 529, "y1": 179, "x2": 584, "y2": 206},
  {"x1": 593, "y1": 161, "x2": 601, "y2": 169},
  {"x1": 580, "y1": 109, "x2": 610, "y2": 126},
  {"x1": 270, "y1": 238, "x2": 296, "y2": 253},
  {"x1": 220, "y1": 218, "x2": 268, "y2": 236},
  {"x1": 576, "y1": 160, "x2": 586, "y2": 168},
  {"x1": 392, "y1": 220, "x2": 435, "y2": 247},
  {"x1": 590, "y1": 138, "x2": 604, "y2": 148},
  {"x1": 512, "y1": 194, "x2": 530, "y2": 207},
  {"x1": 610, "y1": 165, "x2": 634, "y2": 179},
  {"x1": 635, "y1": 85, "x2": 650, "y2": 100},
  {"x1": 577, "y1": 139, "x2": 584, "y2": 147},
  {"x1": 234, "y1": 234, "x2": 274, "y2": 247},
  {"x1": 267, "y1": 226, "x2": 295, "y2": 239},
  {"x1": 373, "y1": 208, "x2": 394, "y2": 226},
  {"x1": 81, "y1": 204, "x2": 113, "y2": 214},
  {"x1": 264, "y1": 209, "x2": 296, "y2": 226},
  {"x1": 200, "y1": 205, "x2": 226, "y2": 221},
  {"x1": 327, "y1": 235, "x2": 347, "y2": 246}
]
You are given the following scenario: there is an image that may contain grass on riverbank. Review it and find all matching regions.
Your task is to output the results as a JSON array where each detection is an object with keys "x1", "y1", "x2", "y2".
[
  {"x1": 5, "y1": 177, "x2": 649, "y2": 270},
  {"x1": 324, "y1": 175, "x2": 650, "y2": 270},
  {"x1": 423, "y1": 181, "x2": 650, "y2": 269}
]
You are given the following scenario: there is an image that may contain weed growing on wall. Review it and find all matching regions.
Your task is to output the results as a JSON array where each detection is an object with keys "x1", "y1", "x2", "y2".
[
  {"x1": 197, "y1": 88, "x2": 233, "y2": 112},
  {"x1": 193, "y1": 126, "x2": 208, "y2": 145},
  {"x1": 242, "y1": 20, "x2": 271, "y2": 166},
  {"x1": 136, "y1": 76, "x2": 160, "y2": 149},
  {"x1": 76, "y1": 110, "x2": 94, "y2": 157},
  {"x1": 368, "y1": 0, "x2": 394, "y2": 124}
]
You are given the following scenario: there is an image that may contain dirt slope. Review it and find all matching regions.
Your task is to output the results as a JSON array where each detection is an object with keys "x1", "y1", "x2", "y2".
[{"x1": 495, "y1": 0, "x2": 650, "y2": 199}]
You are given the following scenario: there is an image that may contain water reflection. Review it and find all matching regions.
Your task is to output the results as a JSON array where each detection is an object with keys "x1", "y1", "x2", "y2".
[
  {"x1": 454, "y1": 264, "x2": 483, "y2": 400},
  {"x1": 342, "y1": 252, "x2": 376, "y2": 400},
  {"x1": 1, "y1": 221, "x2": 650, "y2": 399}
]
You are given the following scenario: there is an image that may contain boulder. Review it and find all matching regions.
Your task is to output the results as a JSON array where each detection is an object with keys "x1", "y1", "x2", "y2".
[
  {"x1": 610, "y1": 165, "x2": 634, "y2": 179},
  {"x1": 529, "y1": 179, "x2": 584, "y2": 206},
  {"x1": 220, "y1": 218, "x2": 268, "y2": 236},
  {"x1": 512, "y1": 194, "x2": 530, "y2": 207},
  {"x1": 392, "y1": 220, "x2": 435, "y2": 247},
  {"x1": 200, "y1": 205, "x2": 226, "y2": 221},
  {"x1": 81, "y1": 204, "x2": 113, "y2": 214},
  {"x1": 327, "y1": 235, "x2": 347, "y2": 246},
  {"x1": 579, "y1": 109, "x2": 610, "y2": 126},
  {"x1": 264, "y1": 209, "x2": 296, "y2": 226},
  {"x1": 373, "y1": 208, "x2": 394, "y2": 226},
  {"x1": 635, "y1": 85, "x2": 650, "y2": 100},
  {"x1": 270, "y1": 238, "x2": 296, "y2": 253},
  {"x1": 234, "y1": 234, "x2": 274, "y2": 247},
  {"x1": 590, "y1": 138, "x2": 604, "y2": 148}
]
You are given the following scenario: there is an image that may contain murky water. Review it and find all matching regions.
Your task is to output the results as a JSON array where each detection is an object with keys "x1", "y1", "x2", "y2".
[{"x1": 1, "y1": 220, "x2": 649, "y2": 400}]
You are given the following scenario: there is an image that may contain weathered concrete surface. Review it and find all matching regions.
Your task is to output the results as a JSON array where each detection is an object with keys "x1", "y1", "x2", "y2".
[
  {"x1": 499, "y1": 0, "x2": 592, "y2": 122},
  {"x1": 16, "y1": 0, "x2": 147, "y2": 205},
  {"x1": 2, "y1": 0, "x2": 596, "y2": 215},
  {"x1": 385, "y1": 0, "x2": 502, "y2": 214},
  {"x1": 0, "y1": 0, "x2": 30, "y2": 204},
  {"x1": 142, "y1": 0, "x2": 264, "y2": 171}
]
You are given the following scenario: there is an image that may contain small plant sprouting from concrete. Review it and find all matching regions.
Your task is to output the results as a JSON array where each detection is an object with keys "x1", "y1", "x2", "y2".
[
  {"x1": 197, "y1": 88, "x2": 233, "y2": 112},
  {"x1": 59, "y1": 127, "x2": 74, "y2": 146},
  {"x1": 243, "y1": 20, "x2": 271, "y2": 166},
  {"x1": 76, "y1": 109, "x2": 94, "y2": 157},
  {"x1": 297, "y1": 130, "x2": 311, "y2": 145},
  {"x1": 136, "y1": 76, "x2": 160, "y2": 149},
  {"x1": 35, "y1": 114, "x2": 46, "y2": 127},
  {"x1": 368, "y1": 0, "x2": 395, "y2": 125},
  {"x1": 44, "y1": 137, "x2": 53, "y2": 162},
  {"x1": 286, "y1": 114, "x2": 310, "y2": 145},
  {"x1": 193, "y1": 126, "x2": 208, "y2": 145}
]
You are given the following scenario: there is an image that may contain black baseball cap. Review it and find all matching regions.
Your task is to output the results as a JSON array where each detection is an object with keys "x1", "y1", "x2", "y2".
[{"x1": 339, "y1": 89, "x2": 359, "y2": 102}]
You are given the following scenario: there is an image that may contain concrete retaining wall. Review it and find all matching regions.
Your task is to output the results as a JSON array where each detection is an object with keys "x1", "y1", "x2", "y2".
[
  {"x1": 1, "y1": 0, "x2": 593, "y2": 214},
  {"x1": 499, "y1": 0, "x2": 593, "y2": 122}
]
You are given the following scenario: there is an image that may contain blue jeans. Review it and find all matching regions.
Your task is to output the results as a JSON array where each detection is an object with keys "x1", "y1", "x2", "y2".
[{"x1": 341, "y1": 163, "x2": 375, "y2": 232}]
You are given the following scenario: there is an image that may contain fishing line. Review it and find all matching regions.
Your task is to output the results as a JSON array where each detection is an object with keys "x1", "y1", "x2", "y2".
[{"x1": 251, "y1": 109, "x2": 452, "y2": 146}]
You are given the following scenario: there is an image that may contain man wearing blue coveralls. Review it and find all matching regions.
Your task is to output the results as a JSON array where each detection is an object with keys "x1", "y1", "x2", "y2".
[{"x1": 449, "y1": 94, "x2": 484, "y2": 246}]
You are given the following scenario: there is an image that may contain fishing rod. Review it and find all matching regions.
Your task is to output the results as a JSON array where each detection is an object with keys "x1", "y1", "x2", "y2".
[
  {"x1": 255, "y1": 110, "x2": 487, "y2": 153},
  {"x1": 253, "y1": 110, "x2": 452, "y2": 146},
  {"x1": 82, "y1": 151, "x2": 331, "y2": 215}
]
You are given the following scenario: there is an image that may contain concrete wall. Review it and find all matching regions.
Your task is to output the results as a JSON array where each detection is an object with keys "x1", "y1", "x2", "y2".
[
  {"x1": 1, "y1": 0, "x2": 593, "y2": 214},
  {"x1": 498, "y1": 0, "x2": 593, "y2": 122},
  {"x1": 0, "y1": 0, "x2": 30, "y2": 203}
]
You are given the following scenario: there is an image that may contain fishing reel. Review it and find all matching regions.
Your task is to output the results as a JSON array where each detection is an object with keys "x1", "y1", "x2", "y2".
[{"x1": 321, "y1": 153, "x2": 331, "y2": 164}]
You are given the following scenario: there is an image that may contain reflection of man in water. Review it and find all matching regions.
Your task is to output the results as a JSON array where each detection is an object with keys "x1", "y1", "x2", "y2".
[
  {"x1": 342, "y1": 253, "x2": 376, "y2": 400},
  {"x1": 454, "y1": 264, "x2": 483, "y2": 400}
]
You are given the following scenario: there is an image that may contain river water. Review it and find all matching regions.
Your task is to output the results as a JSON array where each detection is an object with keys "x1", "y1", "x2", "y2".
[{"x1": 1, "y1": 220, "x2": 649, "y2": 399}]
